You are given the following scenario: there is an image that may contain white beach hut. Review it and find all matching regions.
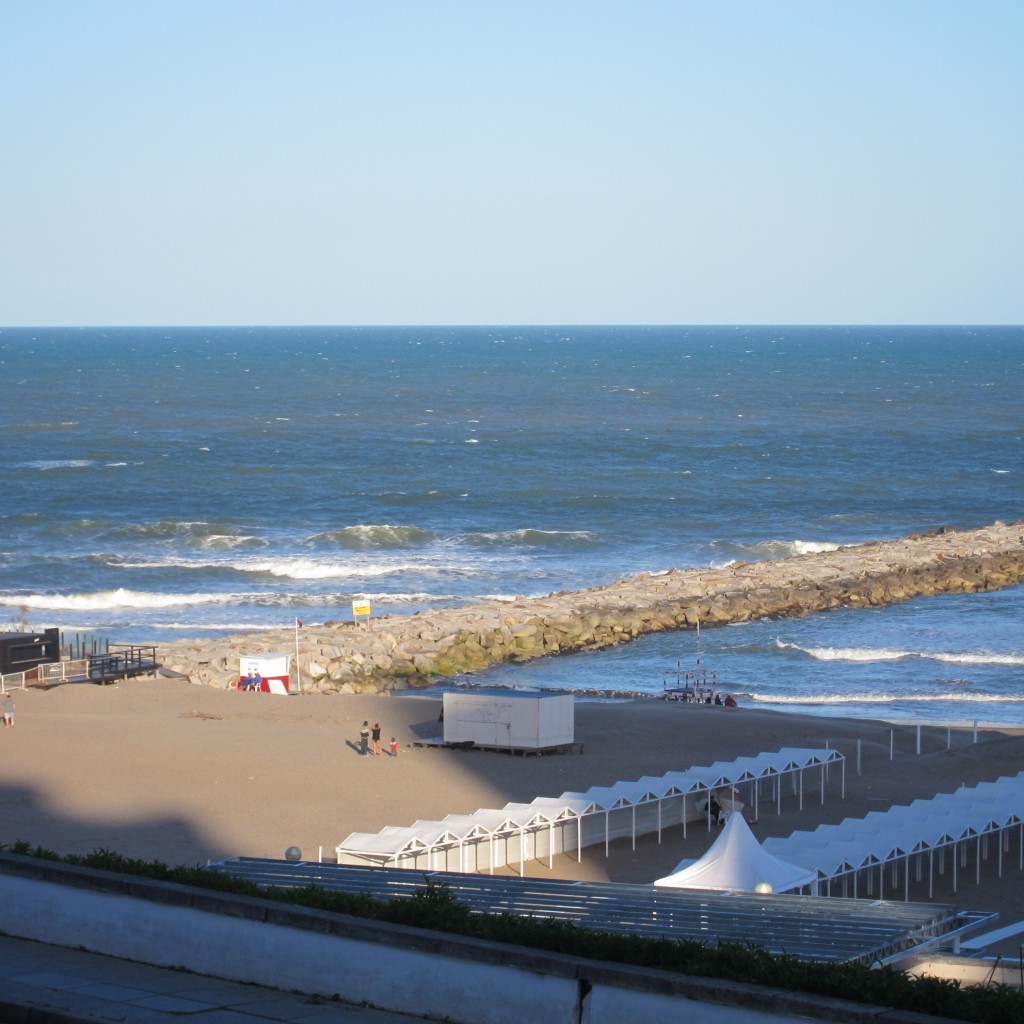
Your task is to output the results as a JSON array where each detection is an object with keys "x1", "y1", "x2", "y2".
[{"x1": 238, "y1": 653, "x2": 291, "y2": 695}]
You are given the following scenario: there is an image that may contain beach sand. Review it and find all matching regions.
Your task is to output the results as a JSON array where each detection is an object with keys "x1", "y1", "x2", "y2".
[{"x1": 3, "y1": 679, "x2": 1024, "y2": 956}]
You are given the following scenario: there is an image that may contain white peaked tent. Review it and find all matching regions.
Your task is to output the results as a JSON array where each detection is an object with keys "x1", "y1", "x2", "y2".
[{"x1": 653, "y1": 813, "x2": 818, "y2": 894}]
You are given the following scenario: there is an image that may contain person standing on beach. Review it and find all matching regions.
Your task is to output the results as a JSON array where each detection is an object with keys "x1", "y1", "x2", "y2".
[
  {"x1": 359, "y1": 721, "x2": 370, "y2": 755},
  {"x1": 371, "y1": 722, "x2": 382, "y2": 757},
  {"x1": 389, "y1": 737, "x2": 398, "y2": 757},
  {"x1": 3, "y1": 694, "x2": 14, "y2": 727}
]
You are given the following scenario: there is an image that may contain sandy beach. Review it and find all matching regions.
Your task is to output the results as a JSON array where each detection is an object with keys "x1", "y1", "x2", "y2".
[{"x1": 3, "y1": 678, "x2": 1024, "y2": 955}]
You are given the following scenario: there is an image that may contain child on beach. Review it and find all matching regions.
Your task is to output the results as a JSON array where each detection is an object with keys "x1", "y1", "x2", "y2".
[
  {"x1": 389, "y1": 737, "x2": 398, "y2": 757},
  {"x1": 3, "y1": 695, "x2": 14, "y2": 727}
]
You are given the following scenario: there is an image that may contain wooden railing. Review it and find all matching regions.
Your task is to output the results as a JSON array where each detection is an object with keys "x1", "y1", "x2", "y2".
[{"x1": 87, "y1": 645, "x2": 159, "y2": 682}]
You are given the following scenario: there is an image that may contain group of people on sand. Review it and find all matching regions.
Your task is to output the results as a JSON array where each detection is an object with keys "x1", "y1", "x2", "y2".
[
  {"x1": 240, "y1": 670, "x2": 263, "y2": 691},
  {"x1": 359, "y1": 720, "x2": 398, "y2": 757},
  {"x1": 665, "y1": 689, "x2": 738, "y2": 707}
]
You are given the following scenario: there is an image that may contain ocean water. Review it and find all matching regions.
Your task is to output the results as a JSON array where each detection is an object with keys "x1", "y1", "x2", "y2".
[{"x1": 1, "y1": 325, "x2": 1022, "y2": 725}]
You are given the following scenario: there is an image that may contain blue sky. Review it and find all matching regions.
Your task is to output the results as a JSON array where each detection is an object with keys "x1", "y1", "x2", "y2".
[{"x1": 2, "y1": 1, "x2": 1021, "y2": 326}]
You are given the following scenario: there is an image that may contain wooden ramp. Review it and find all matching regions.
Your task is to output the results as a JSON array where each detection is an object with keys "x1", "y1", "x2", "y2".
[{"x1": 85, "y1": 645, "x2": 160, "y2": 684}]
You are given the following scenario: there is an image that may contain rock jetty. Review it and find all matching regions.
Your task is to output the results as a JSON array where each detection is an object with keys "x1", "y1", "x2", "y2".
[{"x1": 157, "y1": 521, "x2": 1024, "y2": 693}]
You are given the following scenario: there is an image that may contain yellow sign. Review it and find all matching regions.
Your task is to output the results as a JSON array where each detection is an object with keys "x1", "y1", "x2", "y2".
[{"x1": 352, "y1": 601, "x2": 372, "y2": 617}]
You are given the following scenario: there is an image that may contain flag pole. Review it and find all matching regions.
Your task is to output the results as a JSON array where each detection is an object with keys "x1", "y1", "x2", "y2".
[{"x1": 294, "y1": 618, "x2": 301, "y2": 693}]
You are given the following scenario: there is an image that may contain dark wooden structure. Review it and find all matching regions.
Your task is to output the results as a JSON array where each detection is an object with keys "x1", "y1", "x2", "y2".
[
  {"x1": 0, "y1": 629, "x2": 61, "y2": 674},
  {"x1": 87, "y1": 644, "x2": 160, "y2": 684}
]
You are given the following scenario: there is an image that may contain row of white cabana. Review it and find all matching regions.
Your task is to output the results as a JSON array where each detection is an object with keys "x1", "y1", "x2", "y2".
[
  {"x1": 336, "y1": 747, "x2": 845, "y2": 875},
  {"x1": 762, "y1": 772, "x2": 1024, "y2": 900}
]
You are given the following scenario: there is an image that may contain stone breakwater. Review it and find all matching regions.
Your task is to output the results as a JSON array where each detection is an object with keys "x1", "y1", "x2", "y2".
[{"x1": 157, "y1": 521, "x2": 1024, "y2": 693}]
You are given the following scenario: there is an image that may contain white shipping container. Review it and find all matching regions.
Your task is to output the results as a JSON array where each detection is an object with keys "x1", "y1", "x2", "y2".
[{"x1": 443, "y1": 691, "x2": 574, "y2": 750}]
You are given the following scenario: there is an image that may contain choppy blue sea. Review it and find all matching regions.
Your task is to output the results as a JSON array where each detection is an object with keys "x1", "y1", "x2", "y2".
[{"x1": 1, "y1": 325, "x2": 1022, "y2": 724}]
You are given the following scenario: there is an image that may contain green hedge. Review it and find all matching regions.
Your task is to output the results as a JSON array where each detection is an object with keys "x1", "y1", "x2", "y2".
[{"x1": 5, "y1": 842, "x2": 1023, "y2": 1024}]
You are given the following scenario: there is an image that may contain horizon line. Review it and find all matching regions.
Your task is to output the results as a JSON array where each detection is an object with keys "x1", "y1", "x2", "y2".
[{"x1": 2, "y1": 322, "x2": 1023, "y2": 331}]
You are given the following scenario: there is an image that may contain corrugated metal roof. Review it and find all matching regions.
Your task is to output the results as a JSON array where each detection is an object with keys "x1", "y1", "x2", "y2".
[{"x1": 209, "y1": 857, "x2": 981, "y2": 964}]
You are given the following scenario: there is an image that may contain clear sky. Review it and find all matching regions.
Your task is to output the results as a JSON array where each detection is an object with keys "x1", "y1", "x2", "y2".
[{"x1": 2, "y1": 0, "x2": 1021, "y2": 326}]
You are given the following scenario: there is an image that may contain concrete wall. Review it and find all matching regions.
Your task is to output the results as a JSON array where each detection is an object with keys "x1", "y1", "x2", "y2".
[{"x1": 0, "y1": 853, "x2": 937, "y2": 1024}]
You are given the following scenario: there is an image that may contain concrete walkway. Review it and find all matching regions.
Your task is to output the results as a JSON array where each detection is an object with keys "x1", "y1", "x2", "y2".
[{"x1": 0, "y1": 933, "x2": 422, "y2": 1024}]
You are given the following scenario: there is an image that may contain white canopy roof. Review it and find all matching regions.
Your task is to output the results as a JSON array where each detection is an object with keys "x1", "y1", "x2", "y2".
[
  {"x1": 336, "y1": 746, "x2": 845, "y2": 873},
  {"x1": 762, "y1": 771, "x2": 1024, "y2": 899},
  {"x1": 653, "y1": 812, "x2": 818, "y2": 893}
]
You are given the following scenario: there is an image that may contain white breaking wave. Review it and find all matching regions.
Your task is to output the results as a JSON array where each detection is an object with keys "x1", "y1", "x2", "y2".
[
  {"x1": 11, "y1": 589, "x2": 233, "y2": 611},
  {"x1": 709, "y1": 538, "x2": 844, "y2": 565},
  {"x1": 776, "y1": 639, "x2": 1024, "y2": 667},
  {"x1": 253, "y1": 558, "x2": 457, "y2": 580},
  {"x1": 197, "y1": 534, "x2": 268, "y2": 550},
  {"x1": 467, "y1": 529, "x2": 599, "y2": 545},
  {"x1": 748, "y1": 691, "x2": 1024, "y2": 705},
  {"x1": 777, "y1": 640, "x2": 912, "y2": 663},
  {"x1": 21, "y1": 459, "x2": 96, "y2": 470},
  {"x1": 159, "y1": 621, "x2": 299, "y2": 632},
  {"x1": 116, "y1": 554, "x2": 466, "y2": 580},
  {"x1": 757, "y1": 539, "x2": 844, "y2": 557},
  {"x1": 4, "y1": 590, "x2": 378, "y2": 612}
]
